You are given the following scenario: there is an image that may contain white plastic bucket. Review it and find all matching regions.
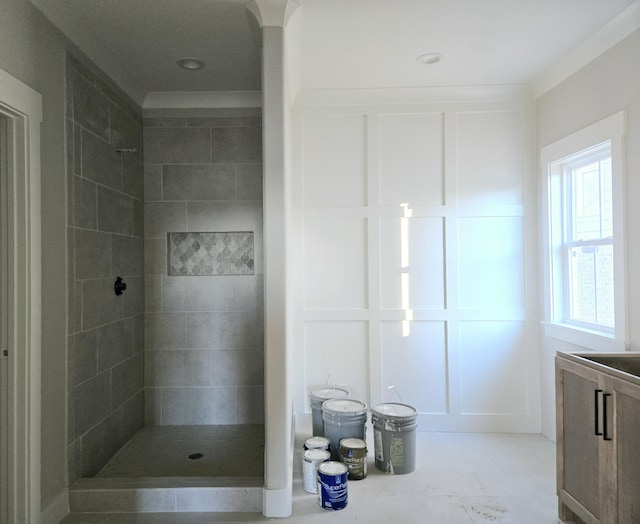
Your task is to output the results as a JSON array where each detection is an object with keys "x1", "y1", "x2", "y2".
[
  {"x1": 302, "y1": 448, "x2": 330, "y2": 494},
  {"x1": 322, "y1": 398, "x2": 367, "y2": 460},
  {"x1": 308, "y1": 386, "x2": 350, "y2": 436},
  {"x1": 370, "y1": 402, "x2": 417, "y2": 474}
]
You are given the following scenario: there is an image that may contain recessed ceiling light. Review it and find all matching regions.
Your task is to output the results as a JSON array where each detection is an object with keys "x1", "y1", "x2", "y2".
[
  {"x1": 177, "y1": 58, "x2": 205, "y2": 70},
  {"x1": 416, "y1": 53, "x2": 443, "y2": 65}
]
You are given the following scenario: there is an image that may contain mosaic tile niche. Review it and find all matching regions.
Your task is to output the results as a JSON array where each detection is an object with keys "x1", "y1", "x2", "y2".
[{"x1": 168, "y1": 231, "x2": 255, "y2": 276}]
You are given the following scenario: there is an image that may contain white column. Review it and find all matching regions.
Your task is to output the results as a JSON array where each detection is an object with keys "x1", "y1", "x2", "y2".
[{"x1": 246, "y1": 0, "x2": 299, "y2": 518}]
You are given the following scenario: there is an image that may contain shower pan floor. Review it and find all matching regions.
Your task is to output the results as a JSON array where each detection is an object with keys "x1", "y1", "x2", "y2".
[{"x1": 96, "y1": 425, "x2": 264, "y2": 478}]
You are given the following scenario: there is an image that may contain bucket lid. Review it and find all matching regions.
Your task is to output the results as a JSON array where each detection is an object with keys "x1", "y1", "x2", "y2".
[
  {"x1": 322, "y1": 398, "x2": 367, "y2": 415},
  {"x1": 340, "y1": 437, "x2": 367, "y2": 449},
  {"x1": 304, "y1": 448, "x2": 331, "y2": 461},
  {"x1": 318, "y1": 460, "x2": 348, "y2": 475},
  {"x1": 309, "y1": 386, "x2": 350, "y2": 401},
  {"x1": 371, "y1": 402, "x2": 417, "y2": 419},
  {"x1": 305, "y1": 436, "x2": 330, "y2": 448}
]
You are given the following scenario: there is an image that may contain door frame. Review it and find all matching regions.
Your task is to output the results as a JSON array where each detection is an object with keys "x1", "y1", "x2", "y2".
[{"x1": 0, "y1": 66, "x2": 43, "y2": 523}]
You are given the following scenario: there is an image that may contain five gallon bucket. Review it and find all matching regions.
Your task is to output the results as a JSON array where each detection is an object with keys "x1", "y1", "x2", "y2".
[
  {"x1": 322, "y1": 398, "x2": 367, "y2": 460},
  {"x1": 309, "y1": 386, "x2": 350, "y2": 437},
  {"x1": 370, "y1": 402, "x2": 418, "y2": 474}
]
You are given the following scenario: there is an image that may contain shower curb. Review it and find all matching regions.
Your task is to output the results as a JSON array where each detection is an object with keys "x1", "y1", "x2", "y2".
[{"x1": 69, "y1": 477, "x2": 263, "y2": 513}]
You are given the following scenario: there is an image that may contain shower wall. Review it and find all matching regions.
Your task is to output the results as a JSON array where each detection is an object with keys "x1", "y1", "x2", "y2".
[
  {"x1": 66, "y1": 54, "x2": 145, "y2": 481},
  {"x1": 143, "y1": 112, "x2": 264, "y2": 426}
]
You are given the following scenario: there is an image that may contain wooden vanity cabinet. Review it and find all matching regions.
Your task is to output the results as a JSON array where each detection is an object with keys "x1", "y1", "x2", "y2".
[{"x1": 556, "y1": 352, "x2": 640, "y2": 524}]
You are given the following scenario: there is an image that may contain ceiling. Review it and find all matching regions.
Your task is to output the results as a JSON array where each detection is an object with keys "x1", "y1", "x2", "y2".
[{"x1": 29, "y1": 0, "x2": 638, "y2": 103}]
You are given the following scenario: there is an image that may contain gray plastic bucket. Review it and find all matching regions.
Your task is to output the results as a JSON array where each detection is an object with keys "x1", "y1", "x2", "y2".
[
  {"x1": 309, "y1": 386, "x2": 350, "y2": 437},
  {"x1": 370, "y1": 402, "x2": 418, "y2": 474},
  {"x1": 322, "y1": 398, "x2": 368, "y2": 460}
]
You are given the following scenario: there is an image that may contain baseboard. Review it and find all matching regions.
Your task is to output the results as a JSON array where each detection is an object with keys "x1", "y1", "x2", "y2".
[
  {"x1": 263, "y1": 485, "x2": 292, "y2": 518},
  {"x1": 40, "y1": 488, "x2": 69, "y2": 524}
]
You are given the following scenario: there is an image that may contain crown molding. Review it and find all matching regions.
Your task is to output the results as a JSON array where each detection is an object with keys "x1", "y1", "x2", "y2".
[{"x1": 531, "y1": 1, "x2": 640, "y2": 98}]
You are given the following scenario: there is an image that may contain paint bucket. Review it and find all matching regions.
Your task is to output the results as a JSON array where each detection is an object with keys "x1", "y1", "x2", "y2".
[
  {"x1": 317, "y1": 461, "x2": 348, "y2": 510},
  {"x1": 309, "y1": 386, "x2": 350, "y2": 437},
  {"x1": 302, "y1": 448, "x2": 331, "y2": 494},
  {"x1": 304, "y1": 436, "x2": 331, "y2": 451},
  {"x1": 322, "y1": 398, "x2": 368, "y2": 460},
  {"x1": 370, "y1": 402, "x2": 418, "y2": 474},
  {"x1": 339, "y1": 438, "x2": 367, "y2": 480}
]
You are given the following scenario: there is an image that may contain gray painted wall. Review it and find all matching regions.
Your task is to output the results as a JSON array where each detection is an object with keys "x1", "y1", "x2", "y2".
[{"x1": 537, "y1": 29, "x2": 640, "y2": 439}]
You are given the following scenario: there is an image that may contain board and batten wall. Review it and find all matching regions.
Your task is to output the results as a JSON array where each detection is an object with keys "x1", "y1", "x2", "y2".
[{"x1": 292, "y1": 97, "x2": 540, "y2": 433}]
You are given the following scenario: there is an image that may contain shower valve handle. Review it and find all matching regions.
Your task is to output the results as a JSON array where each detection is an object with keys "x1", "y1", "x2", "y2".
[{"x1": 114, "y1": 276, "x2": 127, "y2": 296}]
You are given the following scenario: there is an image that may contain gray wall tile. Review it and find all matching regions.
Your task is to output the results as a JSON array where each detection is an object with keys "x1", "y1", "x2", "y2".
[
  {"x1": 82, "y1": 278, "x2": 123, "y2": 330},
  {"x1": 210, "y1": 349, "x2": 264, "y2": 387},
  {"x1": 144, "y1": 164, "x2": 163, "y2": 201},
  {"x1": 163, "y1": 164, "x2": 235, "y2": 201},
  {"x1": 237, "y1": 387, "x2": 265, "y2": 424},
  {"x1": 161, "y1": 387, "x2": 236, "y2": 425},
  {"x1": 236, "y1": 164, "x2": 263, "y2": 201},
  {"x1": 133, "y1": 199, "x2": 144, "y2": 238},
  {"x1": 74, "y1": 329, "x2": 98, "y2": 386},
  {"x1": 122, "y1": 154, "x2": 144, "y2": 199},
  {"x1": 133, "y1": 313, "x2": 145, "y2": 354},
  {"x1": 145, "y1": 202, "x2": 186, "y2": 238},
  {"x1": 143, "y1": 127, "x2": 211, "y2": 164},
  {"x1": 97, "y1": 319, "x2": 133, "y2": 372},
  {"x1": 111, "y1": 392, "x2": 144, "y2": 449},
  {"x1": 186, "y1": 312, "x2": 263, "y2": 350},
  {"x1": 144, "y1": 276, "x2": 162, "y2": 312},
  {"x1": 109, "y1": 102, "x2": 142, "y2": 153},
  {"x1": 71, "y1": 70, "x2": 110, "y2": 141},
  {"x1": 82, "y1": 130, "x2": 121, "y2": 191},
  {"x1": 211, "y1": 127, "x2": 262, "y2": 163},
  {"x1": 144, "y1": 388, "x2": 162, "y2": 425},
  {"x1": 80, "y1": 416, "x2": 119, "y2": 477},
  {"x1": 123, "y1": 275, "x2": 145, "y2": 317},
  {"x1": 73, "y1": 176, "x2": 97, "y2": 229},
  {"x1": 74, "y1": 371, "x2": 111, "y2": 437},
  {"x1": 145, "y1": 312, "x2": 186, "y2": 349},
  {"x1": 162, "y1": 276, "x2": 235, "y2": 312},
  {"x1": 111, "y1": 354, "x2": 144, "y2": 409},
  {"x1": 111, "y1": 235, "x2": 144, "y2": 276},
  {"x1": 145, "y1": 239, "x2": 166, "y2": 275},
  {"x1": 145, "y1": 350, "x2": 210, "y2": 387},
  {"x1": 97, "y1": 186, "x2": 133, "y2": 235},
  {"x1": 75, "y1": 229, "x2": 110, "y2": 280}
]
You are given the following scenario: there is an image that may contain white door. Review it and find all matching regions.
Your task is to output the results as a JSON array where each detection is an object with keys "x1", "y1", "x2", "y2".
[{"x1": 0, "y1": 114, "x2": 8, "y2": 524}]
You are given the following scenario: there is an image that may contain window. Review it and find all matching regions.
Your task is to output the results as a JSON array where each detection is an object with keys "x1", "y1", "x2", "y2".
[{"x1": 541, "y1": 112, "x2": 626, "y2": 351}]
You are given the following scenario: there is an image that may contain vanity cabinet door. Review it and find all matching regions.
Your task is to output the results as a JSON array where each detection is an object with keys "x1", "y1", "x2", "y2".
[
  {"x1": 609, "y1": 376, "x2": 640, "y2": 524},
  {"x1": 556, "y1": 358, "x2": 604, "y2": 523}
]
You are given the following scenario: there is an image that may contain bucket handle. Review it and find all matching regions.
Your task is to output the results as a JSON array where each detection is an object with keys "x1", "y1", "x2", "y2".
[{"x1": 387, "y1": 385, "x2": 403, "y2": 403}]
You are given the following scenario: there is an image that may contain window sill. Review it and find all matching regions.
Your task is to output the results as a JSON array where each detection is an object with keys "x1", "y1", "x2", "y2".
[{"x1": 542, "y1": 321, "x2": 626, "y2": 352}]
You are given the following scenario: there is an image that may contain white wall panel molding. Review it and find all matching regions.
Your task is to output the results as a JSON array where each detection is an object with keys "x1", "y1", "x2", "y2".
[{"x1": 293, "y1": 98, "x2": 540, "y2": 433}]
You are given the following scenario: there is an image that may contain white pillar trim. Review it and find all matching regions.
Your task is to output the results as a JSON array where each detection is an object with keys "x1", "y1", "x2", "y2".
[{"x1": 246, "y1": 0, "x2": 300, "y2": 28}]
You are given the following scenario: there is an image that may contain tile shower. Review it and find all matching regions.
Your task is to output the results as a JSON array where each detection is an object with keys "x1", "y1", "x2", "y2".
[
  {"x1": 143, "y1": 114, "x2": 264, "y2": 426},
  {"x1": 66, "y1": 52, "x2": 264, "y2": 484},
  {"x1": 66, "y1": 54, "x2": 145, "y2": 481}
]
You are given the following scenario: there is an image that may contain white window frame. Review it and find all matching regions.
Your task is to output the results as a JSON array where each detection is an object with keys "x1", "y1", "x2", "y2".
[{"x1": 541, "y1": 111, "x2": 627, "y2": 352}]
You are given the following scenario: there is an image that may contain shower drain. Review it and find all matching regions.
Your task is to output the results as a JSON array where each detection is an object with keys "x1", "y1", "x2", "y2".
[{"x1": 188, "y1": 452, "x2": 204, "y2": 460}]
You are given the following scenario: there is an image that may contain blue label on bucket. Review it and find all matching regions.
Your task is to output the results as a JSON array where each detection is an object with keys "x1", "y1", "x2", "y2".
[{"x1": 317, "y1": 462, "x2": 348, "y2": 510}]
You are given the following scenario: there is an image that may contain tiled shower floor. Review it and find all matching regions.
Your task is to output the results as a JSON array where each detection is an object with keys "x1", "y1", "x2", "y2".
[{"x1": 96, "y1": 425, "x2": 264, "y2": 478}]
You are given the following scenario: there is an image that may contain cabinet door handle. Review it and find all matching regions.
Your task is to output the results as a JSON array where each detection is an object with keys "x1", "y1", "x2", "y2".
[
  {"x1": 602, "y1": 392, "x2": 612, "y2": 441},
  {"x1": 594, "y1": 389, "x2": 603, "y2": 436}
]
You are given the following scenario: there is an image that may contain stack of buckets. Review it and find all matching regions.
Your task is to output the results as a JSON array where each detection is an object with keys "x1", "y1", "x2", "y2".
[{"x1": 304, "y1": 385, "x2": 418, "y2": 511}]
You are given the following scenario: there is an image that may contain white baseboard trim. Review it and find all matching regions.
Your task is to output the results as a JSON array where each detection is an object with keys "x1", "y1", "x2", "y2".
[
  {"x1": 262, "y1": 486, "x2": 292, "y2": 518},
  {"x1": 40, "y1": 488, "x2": 69, "y2": 524}
]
